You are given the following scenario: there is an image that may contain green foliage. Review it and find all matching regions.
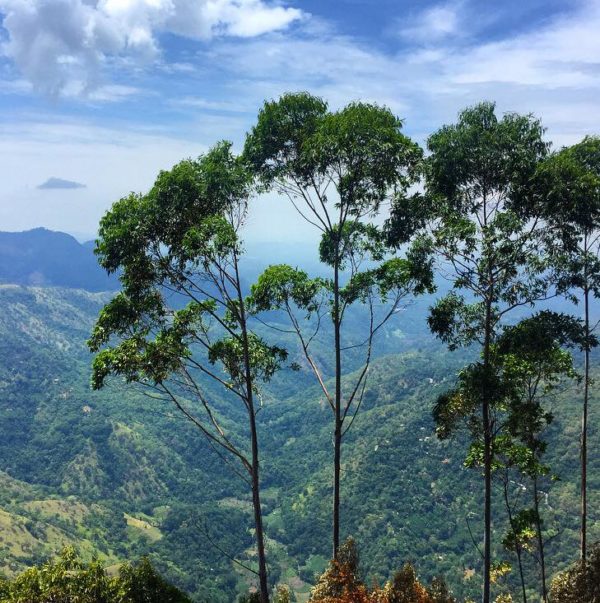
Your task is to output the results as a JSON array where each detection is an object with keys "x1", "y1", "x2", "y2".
[
  {"x1": 95, "y1": 141, "x2": 250, "y2": 279},
  {"x1": 116, "y1": 557, "x2": 191, "y2": 602},
  {"x1": 208, "y1": 333, "x2": 288, "y2": 388},
  {"x1": 1, "y1": 284, "x2": 600, "y2": 601},
  {"x1": 432, "y1": 361, "x2": 502, "y2": 442},
  {"x1": 250, "y1": 265, "x2": 326, "y2": 315},
  {"x1": 245, "y1": 94, "x2": 422, "y2": 209},
  {"x1": 502, "y1": 509, "x2": 538, "y2": 553},
  {"x1": 0, "y1": 547, "x2": 191, "y2": 603},
  {"x1": 88, "y1": 141, "x2": 253, "y2": 391},
  {"x1": 425, "y1": 101, "x2": 548, "y2": 215},
  {"x1": 434, "y1": 311, "x2": 585, "y2": 475},
  {"x1": 427, "y1": 294, "x2": 484, "y2": 350},
  {"x1": 537, "y1": 136, "x2": 600, "y2": 253},
  {"x1": 243, "y1": 92, "x2": 329, "y2": 186}
]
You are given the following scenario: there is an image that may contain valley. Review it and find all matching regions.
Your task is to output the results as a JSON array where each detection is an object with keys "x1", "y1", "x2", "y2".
[{"x1": 0, "y1": 283, "x2": 596, "y2": 601}]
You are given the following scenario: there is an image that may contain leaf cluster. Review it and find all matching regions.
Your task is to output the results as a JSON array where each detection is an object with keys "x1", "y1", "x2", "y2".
[
  {"x1": 0, "y1": 547, "x2": 191, "y2": 603},
  {"x1": 244, "y1": 93, "x2": 422, "y2": 214}
]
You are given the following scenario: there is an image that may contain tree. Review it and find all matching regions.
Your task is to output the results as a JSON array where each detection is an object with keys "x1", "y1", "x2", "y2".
[
  {"x1": 390, "y1": 102, "x2": 551, "y2": 602},
  {"x1": 493, "y1": 312, "x2": 590, "y2": 602},
  {"x1": 88, "y1": 142, "x2": 286, "y2": 603},
  {"x1": 309, "y1": 538, "x2": 369, "y2": 602},
  {"x1": 534, "y1": 136, "x2": 600, "y2": 561},
  {"x1": 244, "y1": 92, "x2": 432, "y2": 558}
]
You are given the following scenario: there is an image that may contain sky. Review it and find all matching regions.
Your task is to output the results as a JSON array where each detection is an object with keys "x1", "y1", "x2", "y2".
[{"x1": 0, "y1": 0, "x2": 599, "y2": 242}]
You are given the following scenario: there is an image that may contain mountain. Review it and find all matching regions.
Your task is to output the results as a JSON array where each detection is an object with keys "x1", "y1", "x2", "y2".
[
  {"x1": 0, "y1": 229, "x2": 326, "y2": 294},
  {"x1": 0, "y1": 229, "x2": 117, "y2": 291},
  {"x1": 0, "y1": 285, "x2": 597, "y2": 602}
]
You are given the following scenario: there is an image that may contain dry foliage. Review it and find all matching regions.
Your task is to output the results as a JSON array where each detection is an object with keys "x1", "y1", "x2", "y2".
[{"x1": 309, "y1": 539, "x2": 455, "y2": 603}]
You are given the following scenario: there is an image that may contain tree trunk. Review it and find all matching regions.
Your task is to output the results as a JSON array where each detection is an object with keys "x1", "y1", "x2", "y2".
[
  {"x1": 581, "y1": 283, "x2": 589, "y2": 562},
  {"x1": 236, "y1": 256, "x2": 270, "y2": 603},
  {"x1": 483, "y1": 408, "x2": 492, "y2": 603},
  {"x1": 333, "y1": 415, "x2": 341, "y2": 559},
  {"x1": 250, "y1": 415, "x2": 270, "y2": 603},
  {"x1": 503, "y1": 478, "x2": 527, "y2": 603},
  {"x1": 333, "y1": 258, "x2": 342, "y2": 559},
  {"x1": 533, "y1": 477, "x2": 547, "y2": 602},
  {"x1": 482, "y1": 297, "x2": 493, "y2": 603}
]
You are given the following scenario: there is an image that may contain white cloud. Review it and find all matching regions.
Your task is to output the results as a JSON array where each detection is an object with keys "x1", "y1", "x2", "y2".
[
  {"x1": 86, "y1": 84, "x2": 143, "y2": 102},
  {"x1": 0, "y1": 0, "x2": 304, "y2": 95},
  {"x1": 2, "y1": 1, "x2": 600, "y2": 241},
  {"x1": 399, "y1": 1, "x2": 462, "y2": 43},
  {"x1": 444, "y1": 4, "x2": 600, "y2": 90},
  {"x1": 171, "y1": 96, "x2": 252, "y2": 113}
]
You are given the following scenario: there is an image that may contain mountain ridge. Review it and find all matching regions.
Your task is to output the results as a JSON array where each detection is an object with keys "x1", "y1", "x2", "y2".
[{"x1": 0, "y1": 229, "x2": 117, "y2": 291}]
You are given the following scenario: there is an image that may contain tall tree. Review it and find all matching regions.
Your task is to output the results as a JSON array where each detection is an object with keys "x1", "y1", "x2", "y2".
[
  {"x1": 244, "y1": 93, "x2": 431, "y2": 557},
  {"x1": 88, "y1": 142, "x2": 285, "y2": 603},
  {"x1": 534, "y1": 136, "x2": 600, "y2": 561},
  {"x1": 389, "y1": 102, "x2": 551, "y2": 602}
]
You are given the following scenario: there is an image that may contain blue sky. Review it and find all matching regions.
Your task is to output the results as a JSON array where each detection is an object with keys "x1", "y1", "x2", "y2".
[{"x1": 0, "y1": 0, "x2": 599, "y2": 241}]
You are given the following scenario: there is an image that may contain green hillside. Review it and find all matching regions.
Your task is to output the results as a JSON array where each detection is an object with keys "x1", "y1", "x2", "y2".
[{"x1": 0, "y1": 285, "x2": 597, "y2": 601}]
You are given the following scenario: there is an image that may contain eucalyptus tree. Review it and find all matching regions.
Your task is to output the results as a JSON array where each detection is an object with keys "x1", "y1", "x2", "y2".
[
  {"x1": 88, "y1": 142, "x2": 286, "y2": 603},
  {"x1": 389, "y1": 102, "x2": 551, "y2": 602},
  {"x1": 244, "y1": 93, "x2": 433, "y2": 557},
  {"x1": 534, "y1": 136, "x2": 600, "y2": 561},
  {"x1": 493, "y1": 312, "x2": 590, "y2": 602}
]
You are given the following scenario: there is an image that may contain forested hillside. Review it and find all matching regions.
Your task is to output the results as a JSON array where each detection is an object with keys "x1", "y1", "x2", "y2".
[{"x1": 0, "y1": 285, "x2": 596, "y2": 601}]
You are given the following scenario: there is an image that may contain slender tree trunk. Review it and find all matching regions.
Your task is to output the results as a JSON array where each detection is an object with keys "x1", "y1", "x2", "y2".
[
  {"x1": 503, "y1": 478, "x2": 527, "y2": 603},
  {"x1": 236, "y1": 256, "x2": 270, "y2": 603},
  {"x1": 333, "y1": 258, "x2": 342, "y2": 559},
  {"x1": 581, "y1": 281, "x2": 589, "y2": 562},
  {"x1": 533, "y1": 477, "x2": 547, "y2": 603},
  {"x1": 482, "y1": 295, "x2": 493, "y2": 603},
  {"x1": 249, "y1": 410, "x2": 269, "y2": 603}
]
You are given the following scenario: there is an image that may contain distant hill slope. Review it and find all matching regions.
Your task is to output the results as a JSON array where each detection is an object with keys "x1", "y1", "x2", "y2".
[
  {"x1": 0, "y1": 229, "x2": 323, "y2": 293},
  {"x1": 0, "y1": 229, "x2": 117, "y2": 291}
]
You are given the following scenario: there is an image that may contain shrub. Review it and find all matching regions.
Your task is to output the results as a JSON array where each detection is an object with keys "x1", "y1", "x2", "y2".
[
  {"x1": 0, "y1": 547, "x2": 191, "y2": 603},
  {"x1": 550, "y1": 542, "x2": 600, "y2": 602},
  {"x1": 309, "y1": 539, "x2": 455, "y2": 603}
]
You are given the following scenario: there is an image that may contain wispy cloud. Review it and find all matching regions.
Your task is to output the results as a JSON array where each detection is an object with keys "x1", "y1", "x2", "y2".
[
  {"x1": 171, "y1": 96, "x2": 252, "y2": 114},
  {"x1": 398, "y1": 1, "x2": 463, "y2": 43},
  {"x1": 202, "y1": 0, "x2": 600, "y2": 144}
]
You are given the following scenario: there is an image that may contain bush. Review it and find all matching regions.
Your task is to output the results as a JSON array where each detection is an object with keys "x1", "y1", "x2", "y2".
[
  {"x1": 0, "y1": 547, "x2": 191, "y2": 603},
  {"x1": 308, "y1": 539, "x2": 455, "y2": 603},
  {"x1": 550, "y1": 542, "x2": 600, "y2": 603}
]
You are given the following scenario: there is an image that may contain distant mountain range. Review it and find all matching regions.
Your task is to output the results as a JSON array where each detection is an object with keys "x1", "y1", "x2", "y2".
[
  {"x1": 0, "y1": 228, "x2": 324, "y2": 293},
  {"x1": 0, "y1": 228, "x2": 118, "y2": 291}
]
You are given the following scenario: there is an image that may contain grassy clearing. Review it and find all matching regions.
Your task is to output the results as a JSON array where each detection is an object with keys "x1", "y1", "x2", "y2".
[{"x1": 124, "y1": 513, "x2": 162, "y2": 541}]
